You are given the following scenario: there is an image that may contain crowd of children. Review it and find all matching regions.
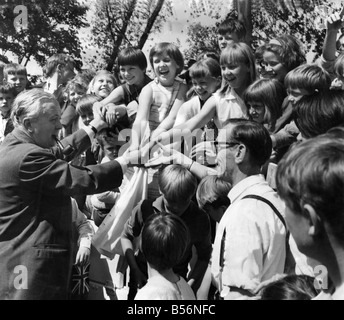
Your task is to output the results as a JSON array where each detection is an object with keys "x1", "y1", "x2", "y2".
[{"x1": 2, "y1": 8, "x2": 344, "y2": 301}]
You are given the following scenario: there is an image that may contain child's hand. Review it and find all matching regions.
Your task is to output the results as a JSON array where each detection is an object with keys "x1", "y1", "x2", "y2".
[
  {"x1": 145, "y1": 142, "x2": 193, "y2": 169},
  {"x1": 326, "y1": 9, "x2": 344, "y2": 32},
  {"x1": 75, "y1": 247, "x2": 91, "y2": 266},
  {"x1": 105, "y1": 103, "x2": 128, "y2": 126}
]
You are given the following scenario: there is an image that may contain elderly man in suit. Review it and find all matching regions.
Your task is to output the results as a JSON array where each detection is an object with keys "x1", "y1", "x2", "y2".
[{"x1": 0, "y1": 89, "x2": 137, "y2": 300}]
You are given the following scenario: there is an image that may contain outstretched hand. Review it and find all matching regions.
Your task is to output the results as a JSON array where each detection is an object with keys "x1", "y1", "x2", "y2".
[
  {"x1": 145, "y1": 142, "x2": 193, "y2": 169},
  {"x1": 326, "y1": 8, "x2": 344, "y2": 32}
]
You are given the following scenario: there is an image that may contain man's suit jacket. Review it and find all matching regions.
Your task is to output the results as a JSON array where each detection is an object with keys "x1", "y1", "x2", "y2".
[{"x1": 0, "y1": 127, "x2": 124, "y2": 300}]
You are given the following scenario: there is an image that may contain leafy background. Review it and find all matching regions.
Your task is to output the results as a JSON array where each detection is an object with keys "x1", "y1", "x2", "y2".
[{"x1": 0, "y1": 0, "x2": 342, "y2": 83}]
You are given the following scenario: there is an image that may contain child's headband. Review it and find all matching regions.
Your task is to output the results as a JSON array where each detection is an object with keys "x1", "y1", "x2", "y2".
[{"x1": 269, "y1": 39, "x2": 282, "y2": 47}]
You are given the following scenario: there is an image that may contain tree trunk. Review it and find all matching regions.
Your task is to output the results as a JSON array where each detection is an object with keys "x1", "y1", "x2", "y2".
[
  {"x1": 237, "y1": 0, "x2": 252, "y2": 46},
  {"x1": 137, "y1": 0, "x2": 165, "y2": 49},
  {"x1": 106, "y1": 0, "x2": 137, "y2": 72}
]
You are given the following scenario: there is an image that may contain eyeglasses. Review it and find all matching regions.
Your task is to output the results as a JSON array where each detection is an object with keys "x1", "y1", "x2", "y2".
[{"x1": 213, "y1": 141, "x2": 240, "y2": 152}]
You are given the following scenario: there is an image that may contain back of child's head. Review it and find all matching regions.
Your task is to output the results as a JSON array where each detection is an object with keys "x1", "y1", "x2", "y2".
[
  {"x1": 196, "y1": 176, "x2": 231, "y2": 212},
  {"x1": 141, "y1": 212, "x2": 190, "y2": 272},
  {"x1": 76, "y1": 94, "x2": 99, "y2": 116},
  {"x1": 158, "y1": 164, "x2": 198, "y2": 202},
  {"x1": 259, "y1": 275, "x2": 320, "y2": 300},
  {"x1": 189, "y1": 57, "x2": 221, "y2": 80},
  {"x1": 118, "y1": 47, "x2": 148, "y2": 71},
  {"x1": 285, "y1": 64, "x2": 331, "y2": 94},
  {"x1": 217, "y1": 17, "x2": 247, "y2": 41},
  {"x1": 220, "y1": 42, "x2": 257, "y2": 92},
  {"x1": 196, "y1": 51, "x2": 220, "y2": 63},
  {"x1": 3, "y1": 63, "x2": 28, "y2": 80},
  {"x1": 63, "y1": 78, "x2": 88, "y2": 102},
  {"x1": 294, "y1": 90, "x2": 344, "y2": 139},
  {"x1": 149, "y1": 42, "x2": 184, "y2": 75},
  {"x1": 43, "y1": 53, "x2": 75, "y2": 79},
  {"x1": 75, "y1": 69, "x2": 97, "y2": 87},
  {"x1": 243, "y1": 78, "x2": 286, "y2": 130}
]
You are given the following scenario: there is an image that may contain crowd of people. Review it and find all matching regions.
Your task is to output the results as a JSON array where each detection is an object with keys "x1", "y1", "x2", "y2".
[{"x1": 1, "y1": 9, "x2": 344, "y2": 300}]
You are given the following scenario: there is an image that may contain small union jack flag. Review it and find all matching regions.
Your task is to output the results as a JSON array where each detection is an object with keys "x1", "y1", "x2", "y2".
[{"x1": 71, "y1": 263, "x2": 90, "y2": 300}]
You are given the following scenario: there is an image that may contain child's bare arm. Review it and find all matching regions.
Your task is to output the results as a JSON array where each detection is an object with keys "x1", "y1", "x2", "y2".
[
  {"x1": 130, "y1": 85, "x2": 153, "y2": 150},
  {"x1": 322, "y1": 8, "x2": 344, "y2": 62}
]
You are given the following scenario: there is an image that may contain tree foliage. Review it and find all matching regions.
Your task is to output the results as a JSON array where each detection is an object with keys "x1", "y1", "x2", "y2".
[
  {"x1": 87, "y1": 0, "x2": 173, "y2": 72},
  {"x1": 0, "y1": 0, "x2": 88, "y2": 69},
  {"x1": 251, "y1": 0, "x2": 341, "y2": 61},
  {"x1": 184, "y1": 0, "x2": 342, "y2": 63},
  {"x1": 183, "y1": 0, "x2": 228, "y2": 61}
]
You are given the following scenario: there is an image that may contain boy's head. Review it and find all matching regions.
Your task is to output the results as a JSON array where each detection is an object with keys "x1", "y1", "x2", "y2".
[
  {"x1": 189, "y1": 57, "x2": 222, "y2": 101},
  {"x1": 96, "y1": 127, "x2": 126, "y2": 160},
  {"x1": 217, "y1": 18, "x2": 246, "y2": 51},
  {"x1": 118, "y1": 47, "x2": 147, "y2": 71},
  {"x1": 294, "y1": 90, "x2": 344, "y2": 140},
  {"x1": 0, "y1": 84, "x2": 16, "y2": 118},
  {"x1": 158, "y1": 164, "x2": 198, "y2": 216},
  {"x1": 117, "y1": 47, "x2": 148, "y2": 86},
  {"x1": 76, "y1": 94, "x2": 99, "y2": 126},
  {"x1": 43, "y1": 53, "x2": 76, "y2": 85},
  {"x1": 3, "y1": 63, "x2": 28, "y2": 95},
  {"x1": 196, "y1": 176, "x2": 231, "y2": 223},
  {"x1": 141, "y1": 212, "x2": 190, "y2": 272},
  {"x1": 276, "y1": 134, "x2": 344, "y2": 259},
  {"x1": 284, "y1": 64, "x2": 331, "y2": 105}
]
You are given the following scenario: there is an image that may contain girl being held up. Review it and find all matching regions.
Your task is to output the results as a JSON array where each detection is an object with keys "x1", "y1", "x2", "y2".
[{"x1": 130, "y1": 42, "x2": 188, "y2": 150}]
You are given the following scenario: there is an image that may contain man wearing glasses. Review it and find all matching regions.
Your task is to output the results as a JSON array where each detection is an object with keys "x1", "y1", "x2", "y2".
[{"x1": 147, "y1": 119, "x2": 288, "y2": 300}]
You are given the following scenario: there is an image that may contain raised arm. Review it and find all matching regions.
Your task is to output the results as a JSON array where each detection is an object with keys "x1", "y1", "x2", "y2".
[
  {"x1": 322, "y1": 9, "x2": 344, "y2": 62},
  {"x1": 130, "y1": 84, "x2": 153, "y2": 150}
]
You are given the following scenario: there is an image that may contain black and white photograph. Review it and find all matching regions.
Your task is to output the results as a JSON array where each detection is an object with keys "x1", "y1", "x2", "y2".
[{"x1": 0, "y1": 0, "x2": 344, "y2": 307}]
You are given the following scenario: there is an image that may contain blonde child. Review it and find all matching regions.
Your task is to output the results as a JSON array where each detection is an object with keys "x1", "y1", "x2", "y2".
[
  {"x1": 3, "y1": 63, "x2": 28, "y2": 96},
  {"x1": 88, "y1": 70, "x2": 118, "y2": 100},
  {"x1": 88, "y1": 70, "x2": 129, "y2": 129}
]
